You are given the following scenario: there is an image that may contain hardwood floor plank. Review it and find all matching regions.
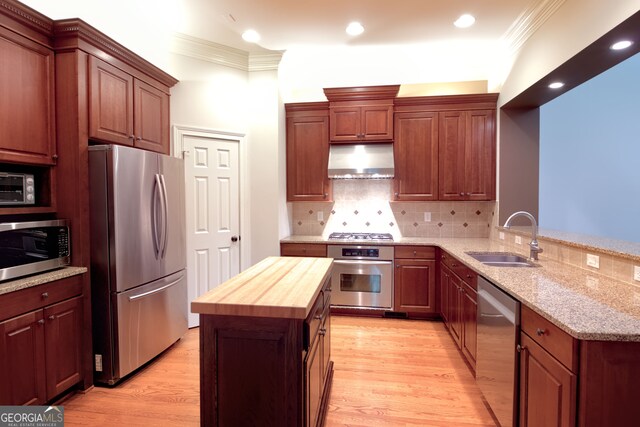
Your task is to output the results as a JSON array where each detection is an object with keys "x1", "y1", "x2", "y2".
[{"x1": 60, "y1": 316, "x2": 497, "y2": 426}]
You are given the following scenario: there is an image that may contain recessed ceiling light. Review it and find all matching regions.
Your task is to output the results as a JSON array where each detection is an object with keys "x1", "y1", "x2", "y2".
[
  {"x1": 610, "y1": 40, "x2": 633, "y2": 50},
  {"x1": 454, "y1": 14, "x2": 475, "y2": 28},
  {"x1": 346, "y1": 22, "x2": 364, "y2": 36},
  {"x1": 548, "y1": 82, "x2": 565, "y2": 89},
  {"x1": 242, "y1": 29, "x2": 261, "y2": 43}
]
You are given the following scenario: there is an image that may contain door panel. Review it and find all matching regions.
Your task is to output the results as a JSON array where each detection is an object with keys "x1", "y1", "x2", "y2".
[
  {"x1": 158, "y1": 153, "x2": 187, "y2": 277},
  {"x1": 183, "y1": 131, "x2": 241, "y2": 327}
]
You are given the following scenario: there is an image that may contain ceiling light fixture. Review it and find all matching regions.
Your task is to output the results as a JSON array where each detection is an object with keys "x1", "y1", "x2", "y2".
[
  {"x1": 610, "y1": 40, "x2": 633, "y2": 50},
  {"x1": 242, "y1": 29, "x2": 261, "y2": 43},
  {"x1": 548, "y1": 82, "x2": 565, "y2": 89},
  {"x1": 454, "y1": 14, "x2": 475, "y2": 28},
  {"x1": 346, "y1": 22, "x2": 364, "y2": 36}
]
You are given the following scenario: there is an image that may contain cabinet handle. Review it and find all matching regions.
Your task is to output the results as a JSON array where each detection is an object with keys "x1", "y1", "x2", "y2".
[
  {"x1": 516, "y1": 344, "x2": 527, "y2": 353},
  {"x1": 396, "y1": 264, "x2": 400, "y2": 268},
  {"x1": 413, "y1": 250, "x2": 417, "y2": 256},
  {"x1": 41, "y1": 292, "x2": 49, "y2": 299},
  {"x1": 323, "y1": 193, "x2": 328, "y2": 198},
  {"x1": 129, "y1": 135, "x2": 135, "y2": 139},
  {"x1": 48, "y1": 315, "x2": 55, "y2": 321},
  {"x1": 315, "y1": 314, "x2": 322, "y2": 320},
  {"x1": 38, "y1": 319, "x2": 45, "y2": 325},
  {"x1": 136, "y1": 137, "x2": 142, "y2": 141},
  {"x1": 536, "y1": 328, "x2": 547, "y2": 336},
  {"x1": 451, "y1": 263, "x2": 458, "y2": 268},
  {"x1": 466, "y1": 274, "x2": 472, "y2": 279},
  {"x1": 466, "y1": 192, "x2": 471, "y2": 196},
  {"x1": 319, "y1": 328, "x2": 326, "y2": 335},
  {"x1": 394, "y1": 192, "x2": 399, "y2": 197},
  {"x1": 459, "y1": 192, "x2": 465, "y2": 196}
]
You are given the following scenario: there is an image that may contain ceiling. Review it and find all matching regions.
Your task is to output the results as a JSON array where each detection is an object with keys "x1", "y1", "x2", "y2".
[{"x1": 177, "y1": 0, "x2": 541, "y2": 54}]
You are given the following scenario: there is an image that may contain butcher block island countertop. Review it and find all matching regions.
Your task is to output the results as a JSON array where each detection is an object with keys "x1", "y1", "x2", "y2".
[{"x1": 191, "y1": 256, "x2": 333, "y2": 319}]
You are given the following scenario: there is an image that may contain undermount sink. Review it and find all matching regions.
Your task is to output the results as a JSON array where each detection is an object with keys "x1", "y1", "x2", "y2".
[{"x1": 465, "y1": 252, "x2": 538, "y2": 267}]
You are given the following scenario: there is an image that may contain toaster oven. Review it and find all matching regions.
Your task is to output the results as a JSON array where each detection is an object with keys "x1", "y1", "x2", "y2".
[{"x1": 0, "y1": 172, "x2": 35, "y2": 205}]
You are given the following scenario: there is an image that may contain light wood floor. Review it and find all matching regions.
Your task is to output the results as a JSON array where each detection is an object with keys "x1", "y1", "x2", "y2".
[{"x1": 60, "y1": 316, "x2": 497, "y2": 426}]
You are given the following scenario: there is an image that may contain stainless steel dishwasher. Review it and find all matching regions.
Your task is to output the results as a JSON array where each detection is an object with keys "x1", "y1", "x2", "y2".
[{"x1": 476, "y1": 276, "x2": 520, "y2": 427}]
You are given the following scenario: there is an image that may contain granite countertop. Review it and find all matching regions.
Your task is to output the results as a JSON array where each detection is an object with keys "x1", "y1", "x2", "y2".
[
  {"x1": 0, "y1": 266, "x2": 88, "y2": 296},
  {"x1": 281, "y1": 235, "x2": 640, "y2": 342},
  {"x1": 192, "y1": 256, "x2": 333, "y2": 319}
]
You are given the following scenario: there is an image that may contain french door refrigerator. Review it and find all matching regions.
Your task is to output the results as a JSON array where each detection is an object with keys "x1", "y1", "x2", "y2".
[{"x1": 89, "y1": 144, "x2": 187, "y2": 385}]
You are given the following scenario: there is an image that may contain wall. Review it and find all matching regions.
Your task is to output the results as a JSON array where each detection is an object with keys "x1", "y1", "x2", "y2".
[
  {"x1": 290, "y1": 181, "x2": 493, "y2": 239},
  {"x1": 539, "y1": 52, "x2": 640, "y2": 242}
]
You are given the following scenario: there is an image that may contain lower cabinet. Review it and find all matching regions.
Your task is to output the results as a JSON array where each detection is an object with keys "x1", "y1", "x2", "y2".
[
  {"x1": 439, "y1": 251, "x2": 478, "y2": 373},
  {"x1": 305, "y1": 303, "x2": 331, "y2": 427},
  {"x1": 393, "y1": 246, "x2": 437, "y2": 316},
  {"x1": 0, "y1": 294, "x2": 82, "y2": 405}
]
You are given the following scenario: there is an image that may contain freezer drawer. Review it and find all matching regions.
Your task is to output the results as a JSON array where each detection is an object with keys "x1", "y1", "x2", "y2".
[{"x1": 114, "y1": 270, "x2": 187, "y2": 381}]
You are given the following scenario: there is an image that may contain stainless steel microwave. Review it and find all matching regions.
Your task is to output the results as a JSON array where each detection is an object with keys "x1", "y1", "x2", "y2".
[
  {"x1": 0, "y1": 172, "x2": 35, "y2": 205},
  {"x1": 0, "y1": 220, "x2": 70, "y2": 282}
]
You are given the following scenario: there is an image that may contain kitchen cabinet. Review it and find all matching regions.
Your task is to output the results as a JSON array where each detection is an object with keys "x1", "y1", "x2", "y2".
[
  {"x1": 518, "y1": 305, "x2": 578, "y2": 427},
  {"x1": 280, "y1": 243, "x2": 328, "y2": 257},
  {"x1": 393, "y1": 112, "x2": 439, "y2": 200},
  {"x1": 0, "y1": 275, "x2": 83, "y2": 405},
  {"x1": 439, "y1": 251, "x2": 478, "y2": 372},
  {"x1": 89, "y1": 56, "x2": 170, "y2": 154},
  {"x1": 0, "y1": 26, "x2": 56, "y2": 166},
  {"x1": 438, "y1": 110, "x2": 495, "y2": 201},
  {"x1": 329, "y1": 101, "x2": 394, "y2": 142},
  {"x1": 285, "y1": 103, "x2": 332, "y2": 202},
  {"x1": 393, "y1": 246, "x2": 437, "y2": 317}
]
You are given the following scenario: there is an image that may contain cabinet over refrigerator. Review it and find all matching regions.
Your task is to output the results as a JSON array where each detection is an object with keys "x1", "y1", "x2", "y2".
[{"x1": 89, "y1": 144, "x2": 187, "y2": 385}]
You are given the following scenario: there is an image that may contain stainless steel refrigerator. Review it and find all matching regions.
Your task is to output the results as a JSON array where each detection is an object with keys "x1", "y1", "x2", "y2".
[{"x1": 89, "y1": 144, "x2": 187, "y2": 385}]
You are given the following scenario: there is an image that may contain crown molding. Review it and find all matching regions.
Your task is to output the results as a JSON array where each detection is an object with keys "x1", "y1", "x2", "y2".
[
  {"x1": 171, "y1": 33, "x2": 282, "y2": 72},
  {"x1": 502, "y1": 0, "x2": 566, "y2": 56}
]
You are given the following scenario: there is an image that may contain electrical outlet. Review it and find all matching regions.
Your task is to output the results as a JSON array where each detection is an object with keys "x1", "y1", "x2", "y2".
[
  {"x1": 586, "y1": 253, "x2": 600, "y2": 269},
  {"x1": 317, "y1": 211, "x2": 323, "y2": 221},
  {"x1": 634, "y1": 266, "x2": 640, "y2": 282},
  {"x1": 499, "y1": 232, "x2": 505, "y2": 240},
  {"x1": 95, "y1": 354, "x2": 103, "y2": 372},
  {"x1": 515, "y1": 235, "x2": 522, "y2": 245},
  {"x1": 424, "y1": 212, "x2": 431, "y2": 222}
]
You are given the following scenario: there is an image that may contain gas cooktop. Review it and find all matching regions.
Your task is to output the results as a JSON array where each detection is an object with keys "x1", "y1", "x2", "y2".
[{"x1": 328, "y1": 232, "x2": 394, "y2": 242}]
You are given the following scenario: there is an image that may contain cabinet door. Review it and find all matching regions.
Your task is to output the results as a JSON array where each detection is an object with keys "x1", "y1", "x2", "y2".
[
  {"x1": 461, "y1": 283, "x2": 477, "y2": 371},
  {"x1": 393, "y1": 112, "x2": 439, "y2": 201},
  {"x1": 448, "y1": 274, "x2": 463, "y2": 347},
  {"x1": 44, "y1": 296, "x2": 82, "y2": 399},
  {"x1": 329, "y1": 106, "x2": 360, "y2": 141},
  {"x1": 306, "y1": 334, "x2": 323, "y2": 427},
  {"x1": 394, "y1": 259, "x2": 436, "y2": 314},
  {"x1": 519, "y1": 333, "x2": 577, "y2": 427},
  {"x1": 89, "y1": 56, "x2": 134, "y2": 146},
  {"x1": 321, "y1": 304, "x2": 331, "y2": 382},
  {"x1": 438, "y1": 111, "x2": 466, "y2": 201},
  {"x1": 134, "y1": 79, "x2": 170, "y2": 154},
  {"x1": 286, "y1": 114, "x2": 331, "y2": 201},
  {"x1": 0, "y1": 27, "x2": 56, "y2": 165},
  {"x1": 0, "y1": 309, "x2": 46, "y2": 405},
  {"x1": 464, "y1": 110, "x2": 495, "y2": 200},
  {"x1": 439, "y1": 264, "x2": 450, "y2": 325},
  {"x1": 361, "y1": 105, "x2": 393, "y2": 141}
]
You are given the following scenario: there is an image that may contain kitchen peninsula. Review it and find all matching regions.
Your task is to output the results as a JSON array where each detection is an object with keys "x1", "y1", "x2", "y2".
[{"x1": 191, "y1": 256, "x2": 334, "y2": 427}]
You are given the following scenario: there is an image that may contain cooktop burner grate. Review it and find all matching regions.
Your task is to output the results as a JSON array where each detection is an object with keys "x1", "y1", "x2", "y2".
[{"x1": 328, "y1": 232, "x2": 394, "y2": 241}]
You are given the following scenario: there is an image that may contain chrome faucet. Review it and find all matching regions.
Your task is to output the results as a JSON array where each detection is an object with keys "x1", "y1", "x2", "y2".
[{"x1": 503, "y1": 211, "x2": 543, "y2": 261}]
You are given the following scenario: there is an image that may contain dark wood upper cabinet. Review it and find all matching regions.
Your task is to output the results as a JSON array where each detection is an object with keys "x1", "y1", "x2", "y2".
[
  {"x1": 393, "y1": 111, "x2": 439, "y2": 200},
  {"x1": 0, "y1": 26, "x2": 56, "y2": 165},
  {"x1": 286, "y1": 103, "x2": 331, "y2": 202},
  {"x1": 89, "y1": 57, "x2": 170, "y2": 154}
]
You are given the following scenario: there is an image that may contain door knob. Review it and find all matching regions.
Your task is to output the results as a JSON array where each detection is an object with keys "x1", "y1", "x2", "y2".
[{"x1": 231, "y1": 236, "x2": 239, "y2": 242}]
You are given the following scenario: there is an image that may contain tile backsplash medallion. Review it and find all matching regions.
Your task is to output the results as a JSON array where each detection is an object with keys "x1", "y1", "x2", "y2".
[{"x1": 290, "y1": 180, "x2": 495, "y2": 239}]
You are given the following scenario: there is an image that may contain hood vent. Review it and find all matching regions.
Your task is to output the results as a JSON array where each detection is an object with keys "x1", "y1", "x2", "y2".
[{"x1": 328, "y1": 143, "x2": 394, "y2": 179}]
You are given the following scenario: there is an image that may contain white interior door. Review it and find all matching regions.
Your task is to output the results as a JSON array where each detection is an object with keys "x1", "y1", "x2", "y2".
[{"x1": 180, "y1": 129, "x2": 241, "y2": 327}]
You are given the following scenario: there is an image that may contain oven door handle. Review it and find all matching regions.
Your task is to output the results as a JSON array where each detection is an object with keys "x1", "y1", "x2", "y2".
[{"x1": 333, "y1": 260, "x2": 392, "y2": 266}]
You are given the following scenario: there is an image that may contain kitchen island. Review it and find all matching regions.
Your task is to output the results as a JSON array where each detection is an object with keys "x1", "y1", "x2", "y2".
[{"x1": 192, "y1": 256, "x2": 334, "y2": 427}]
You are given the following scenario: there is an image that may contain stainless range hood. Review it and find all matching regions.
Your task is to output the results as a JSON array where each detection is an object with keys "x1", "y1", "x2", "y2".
[{"x1": 327, "y1": 143, "x2": 394, "y2": 179}]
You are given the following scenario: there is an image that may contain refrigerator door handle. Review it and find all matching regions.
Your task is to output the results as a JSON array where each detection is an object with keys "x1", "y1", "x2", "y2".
[
  {"x1": 152, "y1": 174, "x2": 162, "y2": 259},
  {"x1": 127, "y1": 277, "x2": 183, "y2": 301},
  {"x1": 159, "y1": 174, "x2": 169, "y2": 258}
]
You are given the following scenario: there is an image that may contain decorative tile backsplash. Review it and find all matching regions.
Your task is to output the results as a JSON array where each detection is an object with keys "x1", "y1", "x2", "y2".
[{"x1": 290, "y1": 180, "x2": 495, "y2": 239}]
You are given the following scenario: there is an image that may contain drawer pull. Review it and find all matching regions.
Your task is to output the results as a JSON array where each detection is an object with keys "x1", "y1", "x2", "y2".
[
  {"x1": 319, "y1": 328, "x2": 326, "y2": 336},
  {"x1": 536, "y1": 328, "x2": 547, "y2": 336},
  {"x1": 41, "y1": 292, "x2": 49, "y2": 299},
  {"x1": 37, "y1": 319, "x2": 45, "y2": 325},
  {"x1": 48, "y1": 315, "x2": 56, "y2": 321},
  {"x1": 516, "y1": 344, "x2": 527, "y2": 353},
  {"x1": 315, "y1": 314, "x2": 322, "y2": 320},
  {"x1": 413, "y1": 250, "x2": 417, "y2": 256},
  {"x1": 466, "y1": 274, "x2": 472, "y2": 278},
  {"x1": 452, "y1": 263, "x2": 458, "y2": 267}
]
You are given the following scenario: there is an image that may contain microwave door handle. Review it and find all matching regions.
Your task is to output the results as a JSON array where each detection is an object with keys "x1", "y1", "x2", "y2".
[
  {"x1": 159, "y1": 174, "x2": 169, "y2": 258},
  {"x1": 152, "y1": 174, "x2": 162, "y2": 259}
]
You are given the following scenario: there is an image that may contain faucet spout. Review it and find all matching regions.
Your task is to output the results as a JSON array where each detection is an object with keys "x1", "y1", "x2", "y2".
[{"x1": 503, "y1": 211, "x2": 543, "y2": 261}]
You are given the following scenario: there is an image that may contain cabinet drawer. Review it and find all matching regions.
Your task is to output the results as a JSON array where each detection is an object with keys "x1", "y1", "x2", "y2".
[
  {"x1": 280, "y1": 243, "x2": 327, "y2": 257},
  {"x1": 305, "y1": 293, "x2": 324, "y2": 350},
  {"x1": 0, "y1": 274, "x2": 83, "y2": 322},
  {"x1": 521, "y1": 305, "x2": 578, "y2": 372},
  {"x1": 441, "y1": 252, "x2": 477, "y2": 290},
  {"x1": 395, "y1": 246, "x2": 435, "y2": 259}
]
